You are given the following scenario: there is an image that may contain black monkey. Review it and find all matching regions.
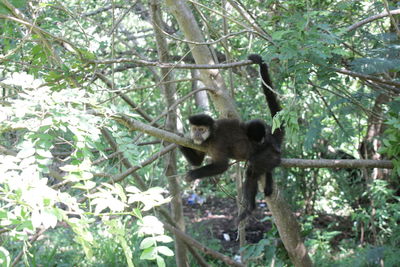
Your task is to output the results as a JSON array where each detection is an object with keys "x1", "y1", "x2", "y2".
[{"x1": 179, "y1": 54, "x2": 284, "y2": 222}]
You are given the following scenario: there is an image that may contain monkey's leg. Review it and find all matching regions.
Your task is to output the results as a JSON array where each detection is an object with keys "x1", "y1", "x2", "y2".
[
  {"x1": 237, "y1": 165, "x2": 261, "y2": 222},
  {"x1": 264, "y1": 171, "x2": 273, "y2": 196}
]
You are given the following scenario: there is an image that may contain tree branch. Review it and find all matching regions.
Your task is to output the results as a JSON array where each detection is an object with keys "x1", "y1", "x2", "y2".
[
  {"x1": 281, "y1": 158, "x2": 393, "y2": 169},
  {"x1": 332, "y1": 67, "x2": 400, "y2": 92},
  {"x1": 89, "y1": 58, "x2": 253, "y2": 69},
  {"x1": 99, "y1": 112, "x2": 394, "y2": 169},
  {"x1": 347, "y1": 9, "x2": 400, "y2": 32},
  {"x1": 164, "y1": 223, "x2": 244, "y2": 267}
]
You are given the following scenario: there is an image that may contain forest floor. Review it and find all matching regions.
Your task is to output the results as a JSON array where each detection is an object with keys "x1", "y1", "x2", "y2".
[
  {"x1": 183, "y1": 196, "x2": 272, "y2": 254},
  {"x1": 182, "y1": 195, "x2": 355, "y2": 255}
]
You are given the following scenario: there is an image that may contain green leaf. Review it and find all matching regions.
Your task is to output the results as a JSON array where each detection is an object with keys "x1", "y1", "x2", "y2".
[
  {"x1": 138, "y1": 216, "x2": 164, "y2": 235},
  {"x1": 154, "y1": 235, "x2": 173, "y2": 243},
  {"x1": 115, "y1": 183, "x2": 127, "y2": 203},
  {"x1": 73, "y1": 181, "x2": 96, "y2": 190},
  {"x1": 0, "y1": 0, "x2": 26, "y2": 14},
  {"x1": 156, "y1": 255, "x2": 166, "y2": 267},
  {"x1": 17, "y1": 147, "x2": 35, "y2": 159},
  {"x1": 42, "y1": 208, "x2": 58, "y2": 228},
  {"x1": 156, "y1": 246, "x2": 174, "y2": 257},
  {"x1": 36, "y1": 149, "x2": 52, "y2": 158},
  {"x1": 0, "y1": 247, "x2": 11, "y2": 267},
  {"x1": 140, "y1": 237, "x2": 156, "y2": 250},
  {"x1": 140, "y1": 247, "x2": 157, "y2": 260},
  {"x1": 271, "y1": 30, "x2": 290, "y2": 40}
]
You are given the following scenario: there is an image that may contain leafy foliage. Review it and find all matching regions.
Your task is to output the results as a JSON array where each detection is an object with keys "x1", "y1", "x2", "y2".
[
  {"x1": 380, "y1": 98, "x2": 400, "y2": 176},
  {"x1": 0, "y1": 73, "x2": 173, "y2": 265}
]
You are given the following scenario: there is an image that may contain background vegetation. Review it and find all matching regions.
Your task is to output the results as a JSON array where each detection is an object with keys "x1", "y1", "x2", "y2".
[{"x1": 0, "y1": 0, "x2": 399, "y2": 266}]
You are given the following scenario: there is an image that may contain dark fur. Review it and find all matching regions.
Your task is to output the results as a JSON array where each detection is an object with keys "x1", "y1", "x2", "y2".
[
  {"x1": 179, "y1": 54, "x2": 284, "y2": 223},
  {"x1": 189, "y1": 114, "x2": 214, "y2": 127}
]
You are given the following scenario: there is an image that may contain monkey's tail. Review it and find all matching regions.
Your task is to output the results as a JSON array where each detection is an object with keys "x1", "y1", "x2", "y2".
[{"x1": 248, "y1": 54, "x2": 284, "y2": 145}]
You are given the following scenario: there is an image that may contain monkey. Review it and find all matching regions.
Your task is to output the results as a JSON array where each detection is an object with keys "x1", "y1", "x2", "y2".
[{"x1": 179, "y1": 54, "x2": 284, "y2": 222}]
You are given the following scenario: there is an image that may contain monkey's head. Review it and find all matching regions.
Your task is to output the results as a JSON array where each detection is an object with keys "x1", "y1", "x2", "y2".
[{"x1": 188, "y1": 114, "x2": 214, "y2": 144}]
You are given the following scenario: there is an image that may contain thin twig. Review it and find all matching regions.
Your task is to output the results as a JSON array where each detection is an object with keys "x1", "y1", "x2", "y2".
[
  {"x1": 164, "y1": 223, "x2": 245, "y2": 267},
  {"x1": 347, "y1": 8, "x2": 400, "y2": 32},
  {"x1": 333, "y1": 67, "x2": 400, "y2": 92}
]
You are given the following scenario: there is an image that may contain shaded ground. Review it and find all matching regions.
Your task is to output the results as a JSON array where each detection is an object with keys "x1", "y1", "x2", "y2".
[
  {"x1": 182, "y1": 196, "x2": 356, "y2": 254},
  {"x1": 183, "y1": 196, "x2": 273, "y2": 253}
]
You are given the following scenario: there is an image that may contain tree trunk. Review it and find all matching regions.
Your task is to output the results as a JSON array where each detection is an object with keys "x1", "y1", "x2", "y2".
[
  {"x1": 165, "y1": 0, "x2": 239, "y2": 119},
  {"x1": 150, "y1": 1, "x2": 188, "y2": 266},
  {"x1": 358, "y1": 93, "x2": 390, "y2": 245},
  {"x1": 163, "y1": 0, "x2": 313, "y2": 266},
  {"x1": 191, "y1": 69, "x2": 210, "y2": 112},
  {"x1": 265, "y1": 184, "x2": 313, "y2": 267}
]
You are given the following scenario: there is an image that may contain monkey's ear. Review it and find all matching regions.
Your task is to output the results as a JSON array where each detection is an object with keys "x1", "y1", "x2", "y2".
[{"x1": 248, "y1": 54, "x2": 264, "y2": 64}]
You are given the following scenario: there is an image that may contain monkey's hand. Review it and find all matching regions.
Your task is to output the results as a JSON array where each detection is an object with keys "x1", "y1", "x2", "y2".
[{"x1": 185, "y1": 170, "x2": 197, "y2": 183}]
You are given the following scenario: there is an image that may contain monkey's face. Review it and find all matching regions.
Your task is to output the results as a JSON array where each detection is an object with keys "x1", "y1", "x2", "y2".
[{"x1": 190, "y1": 125, "x2": 210, "y2": 144}]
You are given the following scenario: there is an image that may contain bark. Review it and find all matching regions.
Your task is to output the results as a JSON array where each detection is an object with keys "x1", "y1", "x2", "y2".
[
  {"x1": 235, "y1": 165, "x2": 247, "y2": 262},
  {"x1": 265, "y1": 183, "x2": 313, "y2": 267},
  {"x1": 165, "y1": 0, "x2": 239, "y2": 119},
  {"x1": 281, "y1": 158, "x2": 393, "y2": 169},
  {"x1": 191, "y1": 69, "x2": 210, "y2": 111},
  {"x1": 359, "y1": 93, "x2": 390, "y2": 245},
  {"x1": 150, "y1": 1, "x2": 188, "y2": 266}
]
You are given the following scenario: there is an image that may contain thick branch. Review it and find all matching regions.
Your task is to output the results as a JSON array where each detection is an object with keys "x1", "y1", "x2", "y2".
[
  {"x1": 90, "y1": 58, "x2": 252, "y2": 69},
  {"x1": 0, "y1": 145, "x2": 17, "y2": 156},
  {"x1": 281, "y1": 158, "x2": 393, "y2": 169},
  {"x1": 103, "y1": 113, "x2": 394, "y2": 169},
  {"x1": 265, "y1": 185, "x2": 313, "y2": 267},
  {"x1": 108, "y1": 113, "x2": 205, "y2": 152}
]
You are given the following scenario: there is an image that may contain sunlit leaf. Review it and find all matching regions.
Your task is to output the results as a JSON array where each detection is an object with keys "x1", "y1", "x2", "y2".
[
  {"x1": 35, "y1": 149, "x2": 52, "y2": 158},
  {"x1": 156, "y1": 255, "x2": 166, "y2": 267},
  {"x1": 156, "y1": 246, "x2": 174, "y2": 257},
  {"x1": 140, "y1": 247, "x2": 157, "y2": 260},
  {"x1": 73, "y1": 181, "x2": 96, "y2": 190},
  {"x1": 31, "y1": 209, "x2": 42, "y2": 228},
  {"x1": 17, "y1": 147, "x2": 35, "y2": 159},
  {"x1": 154, "y1": 235, "x2": 173, "y2": 243},
  {"x1": 42, "y1": 208, "x2": 58, "y2": 228},
  {"x1": 0, "y1": 247, "x2": 11, "y2": 267},
  {"x1": 138, "y1": 216, "x2": 164, "y2": 236},
  {"x1": 140, "y1": 237, "x2": 156, "y2": 249}
]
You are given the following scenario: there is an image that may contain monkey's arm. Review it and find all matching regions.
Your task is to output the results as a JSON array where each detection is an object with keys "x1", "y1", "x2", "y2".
[
  {"x1": 186, "y1": 159, "x2": 229, "y2": 182},
  {"x1": 179, "y1": 146, "x2": 206, "y2": 166}
]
